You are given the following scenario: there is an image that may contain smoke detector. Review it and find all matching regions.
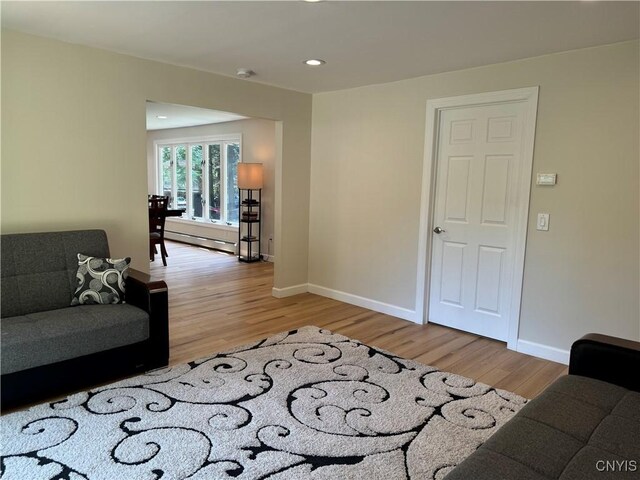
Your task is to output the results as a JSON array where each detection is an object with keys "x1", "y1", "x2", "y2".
[{"x1": 236, "y1": 68, "x2": 256, "y2": 79}]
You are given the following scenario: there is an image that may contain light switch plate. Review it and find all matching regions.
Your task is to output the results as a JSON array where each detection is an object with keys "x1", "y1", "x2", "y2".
[
  {"x1": 537, "y1": 213, "x2": 550, "y2": 231},
  {"x1": 537, "y1": 173, "x2": 557, "y2": 186}
]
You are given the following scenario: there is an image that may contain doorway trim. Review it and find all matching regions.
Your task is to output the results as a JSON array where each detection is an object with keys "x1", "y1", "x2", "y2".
[{"x1": 415, "y1": 87, "x2": 539, "y2": 350}]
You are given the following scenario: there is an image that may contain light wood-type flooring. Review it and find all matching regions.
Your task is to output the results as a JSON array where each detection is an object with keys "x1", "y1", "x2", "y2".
[{"x1": 151, "y1": 241, "x2": 567, "y2": 399}]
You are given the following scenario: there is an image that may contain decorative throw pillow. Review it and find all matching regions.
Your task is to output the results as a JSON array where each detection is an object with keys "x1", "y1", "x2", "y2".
[{"x1": 71, "y1": 254, "x2": 131, "y2": 305}]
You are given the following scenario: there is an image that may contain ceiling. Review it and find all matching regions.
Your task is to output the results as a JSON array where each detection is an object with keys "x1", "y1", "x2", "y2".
[
  {"x1": 2, "y1": 1, "x2": 639, "y2": 93},
  {"x1": 146, "y1": 102, "x2": 248, "y2": 130}
]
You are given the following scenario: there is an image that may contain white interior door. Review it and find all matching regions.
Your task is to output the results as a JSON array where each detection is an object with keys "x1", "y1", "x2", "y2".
[{"x1": 428, "y1": 99, "x2": 534, "y2": 341}]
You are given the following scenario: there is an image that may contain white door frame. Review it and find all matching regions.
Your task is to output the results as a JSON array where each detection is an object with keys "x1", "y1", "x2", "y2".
[{"x1": 415, "y1": 87, "x2": 539, "y2": 350}]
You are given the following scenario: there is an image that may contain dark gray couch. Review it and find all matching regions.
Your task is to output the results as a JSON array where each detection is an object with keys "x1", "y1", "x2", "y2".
[
  {"x1": 446, "y1": 334, "x2": 640, "y2": 480},
  {"x1": 1, "y1": 230, "x2": 169, "y2": 408}
]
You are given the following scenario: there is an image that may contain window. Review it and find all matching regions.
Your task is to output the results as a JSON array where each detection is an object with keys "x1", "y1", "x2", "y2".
[{"x1": 157, "y1": 136, "x2": 241, "y2": 226}]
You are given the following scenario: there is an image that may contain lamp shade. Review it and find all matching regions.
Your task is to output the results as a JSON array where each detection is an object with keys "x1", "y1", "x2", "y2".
[{"x1": 237, "y1": 163, "x2": 263, "y2": 189}]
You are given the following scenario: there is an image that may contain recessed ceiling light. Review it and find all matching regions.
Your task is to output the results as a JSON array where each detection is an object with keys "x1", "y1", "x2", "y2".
[
  {"x1": 156, "y1": 115, "x2": 168, "y2": 119},
  {"x1": 304, "y1": 0, "x2": 323, "y2": 3},
  {"x1": 304, "y1": 59, "x2": 326, "y2": 66},
  {"x1": 236, "y1": 68, "x2": 256, "y2": 78}
]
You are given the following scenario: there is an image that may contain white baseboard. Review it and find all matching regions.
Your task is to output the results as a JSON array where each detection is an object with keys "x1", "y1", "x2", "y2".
[
  {"x1": 271, "y1": 283, "x2": 567, "y2": 364},
  {"x1": 262, "y1": 254, "x2": 274, "y2": 263},
  {"x1": 272, "y1": 283, "x2": 309, "y2": 298},
  {"x1": 516, "y1": 339, "x2": 570, "y2": 365},
  {"x1": 307, "y1": 284, "x2": 420, "y2": 324}
]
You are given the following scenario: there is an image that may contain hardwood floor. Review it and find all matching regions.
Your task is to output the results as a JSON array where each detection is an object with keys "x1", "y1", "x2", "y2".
[{"x1": 151, "y1": 241, "x2": 567, "y2": 399}]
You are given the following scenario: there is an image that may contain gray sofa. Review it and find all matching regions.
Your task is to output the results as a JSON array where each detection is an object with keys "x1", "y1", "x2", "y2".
[
  {"x1": 446, "y1": 334, "x2": 640, "y2": 480},
  {"x1": 1, "y1": 230, "x2": 169, "y2": 408}
]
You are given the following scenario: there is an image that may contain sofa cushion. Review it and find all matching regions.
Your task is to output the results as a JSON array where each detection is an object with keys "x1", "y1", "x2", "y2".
[
  {"x1": 1, "y1": 230, "x2": 110, "y2": 317},
  {"x1": 480, "y1": 416, "x2": 585, "y2": 479},
  {"x1": 71, "y1": 254, "x2": 131, "y2": 305},
  {"x1": 446, "y1": 375, "x2": 640, "y2": 480},
  {"x1": 544, "y1": 374, "x2": 627, "y2": 410},
  {"x1": 443, "y1": 448, "x2": 548, "y2": 480},
  {"x1": 590, "y1": 412, "x2": 640, "y2": 459},
  {"x1": 516, "y1": 390, "x2": 608, "y2": 442},
  {"x1": 1, "y1": 304, "x2": 149, "y2": 375},
  {"x1": 611, "y1": 391, "x2": 640, "y2": 421}
]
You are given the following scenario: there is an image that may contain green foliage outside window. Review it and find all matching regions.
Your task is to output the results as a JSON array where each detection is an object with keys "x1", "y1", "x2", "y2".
[
  {"x1": 176, "y1": 145, "x2": 187, "y2": 207},
  {"x1": 226, "y1": 144, "x2": 240, "y2": 223},
  {"x1": 159, "y1": 141, "x2": 240, "y2": 224},
  {"x1": 209, "y1": 144, "x2": 221, "y2": 220}
]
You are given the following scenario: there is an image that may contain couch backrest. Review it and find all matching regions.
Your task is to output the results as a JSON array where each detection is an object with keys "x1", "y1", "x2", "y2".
[{"x1": 1, "y1": 230, "x2": 110, "y2": 317}]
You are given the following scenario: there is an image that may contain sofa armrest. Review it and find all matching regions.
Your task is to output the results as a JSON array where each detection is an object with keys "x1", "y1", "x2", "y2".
[
  {"x1": 126, "y1": 268, "x2": 169, "y2": 369},
  {"x1": 569, "y1": 333, "x2": 640, "y2": 391}
]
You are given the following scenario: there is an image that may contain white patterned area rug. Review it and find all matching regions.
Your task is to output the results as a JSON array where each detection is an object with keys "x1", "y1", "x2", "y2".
[{"x1": 1, "y1": 326, "x2": 527, "y2": 480}]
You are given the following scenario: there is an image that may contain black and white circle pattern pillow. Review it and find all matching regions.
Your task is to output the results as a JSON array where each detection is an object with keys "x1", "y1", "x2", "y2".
[{"x1": 71, "y1": 254, "x2": 131, "y2": 305}]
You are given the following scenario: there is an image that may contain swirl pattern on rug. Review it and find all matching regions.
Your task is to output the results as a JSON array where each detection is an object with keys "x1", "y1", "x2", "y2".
[{"x1": 0, "y1": 326, "x2": 526, "y2": 479}]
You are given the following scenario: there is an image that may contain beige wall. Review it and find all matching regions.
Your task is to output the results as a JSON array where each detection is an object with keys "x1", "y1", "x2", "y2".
[
  {"x1": 147, "y1": 118, "x2": 276, "y2": 258},
  {"x1": 1, "y1": 30, "x2": 311, "y2": 286},
  {"x1": 4, "y1": 29, "x2": 637, "y2": 355},
  {"x1": 310, "y1": 41, "x2": 640, "y2": 352}
]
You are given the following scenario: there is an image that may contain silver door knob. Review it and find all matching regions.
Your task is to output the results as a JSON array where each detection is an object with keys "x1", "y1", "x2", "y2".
[{"x1": 433, "y1": 226, "x2": 445, "y2": 234}]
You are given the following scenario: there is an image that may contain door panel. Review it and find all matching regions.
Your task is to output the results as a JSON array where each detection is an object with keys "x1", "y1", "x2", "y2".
[
  {"x1": 429, "y1": 102, "x2": 527, "y2": 341},
  {"x1": 475, "y1": 245, "x2": 505, "y2": 315},
  {"x1": 444, "y1": 157, "x2": 472, "y2": 223},
  {"x1": 481, "y1": 155, "x2": 511, "y2": 225},
  {"x1": 487, "y1": 115, "x2": 518, "y2": 143},
  {"x1": 440, "y1": 241, "x2": 466, "y2": 306}
]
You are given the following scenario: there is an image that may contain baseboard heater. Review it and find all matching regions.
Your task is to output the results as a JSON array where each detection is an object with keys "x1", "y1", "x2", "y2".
[{"x1": 165, "y1": 230, "x2": 237, "y2": 254}]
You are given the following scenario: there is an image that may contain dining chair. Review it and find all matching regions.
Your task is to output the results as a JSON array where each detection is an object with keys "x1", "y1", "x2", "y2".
[{"x1": 149, "y1": 196, "x2": 169, "y2": 266}]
